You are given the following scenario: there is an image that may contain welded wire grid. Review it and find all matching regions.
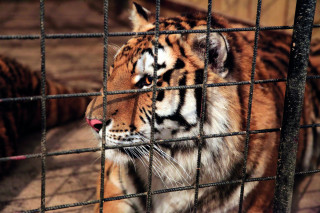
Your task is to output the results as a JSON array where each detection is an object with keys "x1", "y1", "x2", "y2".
[
  {"x1": 237, "y1": 0, "x2": 262, "y2": 211},
  {"x1": 97, "y1": 0, "x2": 110, "y2": 212},
  {"x1": 0, "y1": 0, "x2": 320, "y2": 212}
]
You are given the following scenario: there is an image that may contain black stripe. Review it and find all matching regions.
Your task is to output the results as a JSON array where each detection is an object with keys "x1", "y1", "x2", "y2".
[
  {"x1": 262, "y1": 58, "x2": 286, "y2": 78},
  {"x1": 188, "y1": 20, "x2": 197, "y2": 28},
  {"x1": 155, "y1": 111, "x2": 194, "y2": 128},
  {"x1": 131, "y1": 61, "x2": 137, "y2": 75},
  {"x1": 177, "y1": 74, "x2": 187, "y2": 122},
  {"x1": 171, "y1": 130, "x2": 178, "y2": 135},
  {"x1": 261, "y1": 44, "x2": 290, "y2": 58},
  {"x1": 155, "y1": 74, "x2": 195, "y2": 130},
  {"x1": 154, "y1": 62, "x2": 166, "y2": 70},
  {"x1": 162, "y1": 69, "x2": 174, "y2": 84},
  {"x1": 141, "y1": 48, "x2": 153, "y2": 57},
  {"x1": 275, "y1": 55, "x2": 289, "y2": 68},
  {"x1": 0, "y1": 71, "x2": 14, "y2": 93},
  {"x1": 224, "y1": 51, "x2": 234, "y2": 75},
  {"x1": 157, "y1": 143, "x2": 173, "y2": 150},
  {"x1": 34, "y1": 73, "x2": 42, "y2": 95},
  {"x1": 129, "y1": 124, "x2": 137, "y2": 132},
  {"x1": 139, "y1": 115, "x2": 146, "y2": 124},
  {"x1": 7, "y1": 61, "x2": 18, "y2": 82},
  {"x1": 155, "y1": 114, "x2": 164, "y2": 124},
  {"x1": 141, "y1": 107, "x2": 151, "y2": 124},
  {"x1": 128, "y1": 163, "x2": 147, "y2": 209},
  {"x1": 46, "y1": 80, "x2": 51, "y2": 95},
  {"x1": 156, "y1": 90, "x2": 164, "y2": 101},
  {"x1": 180, "y1": 47, "x2": 186, "y2": 57},
  {"x1": 174, "y1": 22, "x2": 185, "y2": 30},
  {"x1": 163, "y1": 21, "x2": 169, "y2": 28},
  {"x1": 174, "y1": 58, "x2": 185, "y2": 69},
  {"x1": 133, "y1": 2, "x2": 149, "y2": 21},
  {"x1": 165, "y1": 36, "x2": 173, "y2": 47},
  {"x1": 15, "y1": 66, "x2": 24, "y2": 84},
  {"x1": 311, "y1": 48, "x2": 320, "y2": 56},
  {"x1": 195, "y1": 69, "x2": 204, "y2": 118}
]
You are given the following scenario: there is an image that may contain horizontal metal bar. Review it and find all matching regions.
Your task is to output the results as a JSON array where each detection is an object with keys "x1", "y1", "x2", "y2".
[
  {"x1": 0, "y1": 92, "x2": 101, "y2": 103},
  {"x1": 3, "y1": 75, "x2": 320, "y2": 103},
  {"x1": 23, "y1": 169, "x2": 320, "y2": 212},
  {"x1": 2, "y1": 124, "x2": 320, "y2": 163},
  {"x1": 1, "y1": 24, "x2": 319, "y2": 40}
]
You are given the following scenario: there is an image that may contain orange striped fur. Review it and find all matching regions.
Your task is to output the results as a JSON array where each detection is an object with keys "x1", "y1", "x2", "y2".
[{"x1": 86, "y1": 3, "x2": 320, "y2": 212}]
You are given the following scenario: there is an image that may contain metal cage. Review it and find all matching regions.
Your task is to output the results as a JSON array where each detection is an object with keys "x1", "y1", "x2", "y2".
[{"x1": 0, "y1": 0, "x2": 320, "y2": 212}]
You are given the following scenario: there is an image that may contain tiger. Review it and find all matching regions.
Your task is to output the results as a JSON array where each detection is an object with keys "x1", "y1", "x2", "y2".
[
  {"x1": 0, "y1": 55, "x2": 90, "y2": 176},
  {"x1": 85, "y1": 2, "x2": 320, "y2": 212}
]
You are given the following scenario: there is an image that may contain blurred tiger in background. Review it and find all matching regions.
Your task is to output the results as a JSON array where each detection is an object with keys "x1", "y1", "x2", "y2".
[{"x1": 0, "y1": 55, "x2": 90, "y2": 176}]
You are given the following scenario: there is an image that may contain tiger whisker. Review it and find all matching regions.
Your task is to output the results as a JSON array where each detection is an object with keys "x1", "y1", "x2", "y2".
[
  {"x1": 153, "y1": 145, "x2": 191, "y2": 185},
  {"x1": 124, "y1": 148, "x2": 136, "y2": 171},
  {"x1": 154, "y1": 145, "x2": 191, "y2": 181},
  {"x1": 141, "y1": 146, "x2": 184, "y2": 188},
  {"x1": 90, "y1": 155, "x2": 102, "y2": 166},
  {"x1": 133, "y1": 147, "x2": 148, "y2": 171},
  {"x1": 135, "y1": 136, "x2": 191, "y2": 186},
  {"x1": 139, "y1": 147, "x2": 170, "y2": 188}
]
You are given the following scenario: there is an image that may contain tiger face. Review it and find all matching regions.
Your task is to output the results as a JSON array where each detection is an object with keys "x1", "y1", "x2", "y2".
[{"x1": 85, "y1": 5, "x2": 243, "y2": 171}]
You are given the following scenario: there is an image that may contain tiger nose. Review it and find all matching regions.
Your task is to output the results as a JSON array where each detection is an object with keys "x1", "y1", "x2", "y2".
[{"x1": 86, "y1": 118, "x2": 112, "y2": 133}]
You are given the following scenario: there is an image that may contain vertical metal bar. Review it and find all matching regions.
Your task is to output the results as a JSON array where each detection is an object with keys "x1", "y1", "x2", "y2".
[
  {"x1": 273, "y1": 0, "x2": 317, "y2": 212},
  {"x1": 146, "y1": 0, "x2": 161, "y2": 212},
  {"x1": 99, "y1": 0, "x2": 109, "y2": 212},
  {"x1": 39, "y1": 0, "x2": 47, "y2": 212},
  {"x1": 193, "y1": 0, "x2": 212, "y2": 211},
  {"x1": 238, "y1": 0, "x2": 262, "y2": 212}
]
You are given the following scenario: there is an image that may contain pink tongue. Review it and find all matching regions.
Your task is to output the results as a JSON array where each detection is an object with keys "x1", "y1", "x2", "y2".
[{"x1": 86, "y1": 118, "x2": 102, "y2": 132}]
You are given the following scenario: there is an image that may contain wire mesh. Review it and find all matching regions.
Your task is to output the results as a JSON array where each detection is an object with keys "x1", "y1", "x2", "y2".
[
  {"x1": 193, "y1": 0, "x2": 213, "y2": 210},
  {"x1": 237, "y1": 0, "x2": 262, "y2": 211},
  {"x1": 39, "y1": 0, "x2": 47, "y2": 212},
  {"x1": 0, "y1": 0, "x2": 319, "y2": 212},
  {"x1": 146, "y1": 0, "x2": 161, "y2": 211},
  {"x1": 97, "y1": 0, "x2": 110, "y2": 212}
]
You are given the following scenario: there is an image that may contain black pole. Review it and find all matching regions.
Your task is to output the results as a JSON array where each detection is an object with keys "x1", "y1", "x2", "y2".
[{"x1": 273, "y1": 0, "x2": 317, "y2": 212}]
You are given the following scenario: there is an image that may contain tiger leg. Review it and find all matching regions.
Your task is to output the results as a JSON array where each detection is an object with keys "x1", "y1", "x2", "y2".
[{"x1": 94, "y1": 160, "x2": 137, "y2": 213}]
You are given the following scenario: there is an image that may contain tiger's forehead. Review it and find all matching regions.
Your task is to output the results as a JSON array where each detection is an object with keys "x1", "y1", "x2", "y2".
[
  {"x1": 113, "y1": 35, "x2": 153, "y2": 68},
  {"x1": 113, "y1": 35, "x2": 175, "y2": 76},
  {"x1": 112, "y1": 14, "x2": 210, "y2": 75},
  {"x1": 113, "y1": 14, "x2": 209, "y2": 57}
]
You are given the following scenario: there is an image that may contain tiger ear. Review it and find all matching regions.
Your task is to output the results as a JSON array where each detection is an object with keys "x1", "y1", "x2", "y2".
[
  {"x1": 130, "y1": 2, "x2": 153, "y2": 32},
  {"x1": 186, "y1": 27, "x2": 229, "y2": 77}
]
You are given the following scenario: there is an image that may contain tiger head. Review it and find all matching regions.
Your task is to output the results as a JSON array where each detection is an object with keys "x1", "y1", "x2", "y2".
[{"x1": 85, "y1": 3, "x2": 242, "y2": 174}]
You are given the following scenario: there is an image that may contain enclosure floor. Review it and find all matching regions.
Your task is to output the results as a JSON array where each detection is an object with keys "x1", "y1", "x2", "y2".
[
  {"x1": 0, "y1": 0, "x2": 319, "y2": 212},
  {"x1": 0, "y1": 121, "x2": 100, "y2": 212}
]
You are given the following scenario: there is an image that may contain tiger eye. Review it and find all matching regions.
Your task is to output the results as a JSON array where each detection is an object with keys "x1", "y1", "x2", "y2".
[{"x1": 145, "y1": 76, "x2": 153, "y2": 85}]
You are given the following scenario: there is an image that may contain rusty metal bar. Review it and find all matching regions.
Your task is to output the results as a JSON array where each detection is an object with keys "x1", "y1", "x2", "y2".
[{"x1": 273, "y1": 0, "x2": 317, "y2": 212}]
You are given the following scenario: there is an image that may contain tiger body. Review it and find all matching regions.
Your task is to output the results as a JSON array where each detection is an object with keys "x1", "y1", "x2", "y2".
[
  {"x1": 0, "y1": 55, "x2": 89, "y2": 175},
  {"x1": 86, "y1": 3, "x2": 320, "y2": 212}
]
